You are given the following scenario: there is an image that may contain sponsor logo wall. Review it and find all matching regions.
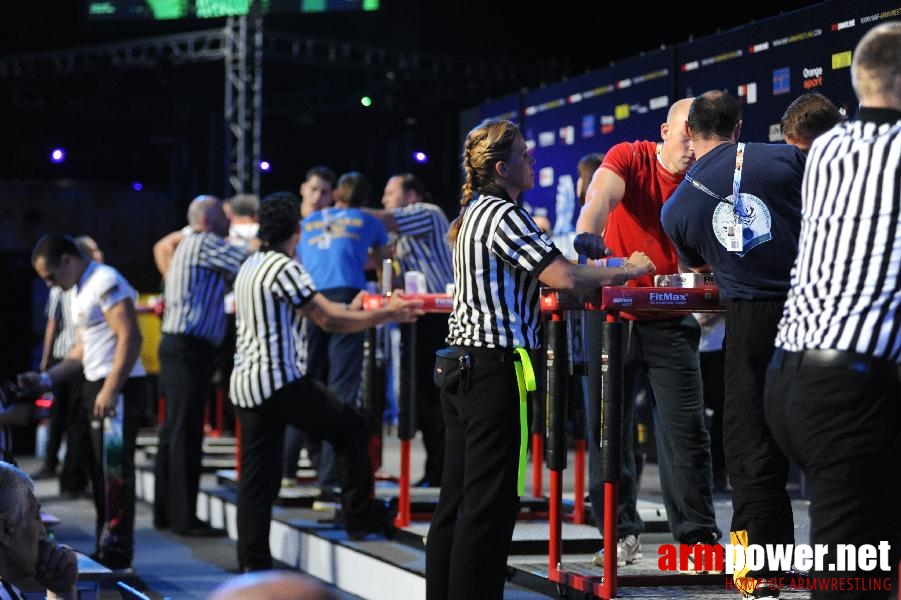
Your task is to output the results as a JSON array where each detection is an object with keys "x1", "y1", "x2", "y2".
[{"x1": 462, "y1": 0, "x2": 900, "y2": 236}]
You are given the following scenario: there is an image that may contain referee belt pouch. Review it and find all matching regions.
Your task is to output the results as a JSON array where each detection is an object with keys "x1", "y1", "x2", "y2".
[{"x1": 433, "y1": 347, "x2": 471, "y2": 394}]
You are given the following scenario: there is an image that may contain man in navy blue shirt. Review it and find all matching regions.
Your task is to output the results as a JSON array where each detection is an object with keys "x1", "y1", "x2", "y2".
[{"x1": 661, "y1": 90, "x2": 805, "y2": 598}]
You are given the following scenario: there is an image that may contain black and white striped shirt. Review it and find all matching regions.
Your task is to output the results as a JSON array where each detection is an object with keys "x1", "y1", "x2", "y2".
[
  {"x1": 161, "y1": 231, "x2": 246, "y2": 346},
  {"x1": 776, "y1": 108, "x2": 901, "y2": 360},
  {"x1": 446, "y1": 188, "x2": 561, "y2": 349},
  {"x1": 0, "y1": 579, "x2": 23, "y2": 600},
  {"x1": 229, "y1": 250, "x2": 317, "y2": 408},
  {"x1": 392, "y1": 202, "x2": 454, "y2": 293},
  {"x1": 46, "y1": 286, "x2": 77, "y2": 360}
]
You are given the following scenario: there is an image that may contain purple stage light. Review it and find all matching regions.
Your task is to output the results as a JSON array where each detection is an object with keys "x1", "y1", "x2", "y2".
[
  {"x1": 132, "y1": 181, "x2": 143, "y2": 191},
  {"x1": 412, "y1": 151, "x2": 428, "y2": 163},
  {"x1": 50, "y1": 148, "x2": 65, "y2": 163},
  {"x1": 259, "y1": 160, "x2": 271, "y2": 171}
]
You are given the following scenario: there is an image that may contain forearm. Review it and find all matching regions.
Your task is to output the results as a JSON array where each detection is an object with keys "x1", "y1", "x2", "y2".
[
  {"x1": 153, "y1": 243, "x2": 172, "y2": 276},
  {"x1": 312, "y1": 302, "x2": 389, "y2": 333},
  {"x1": 46, "y1": 355, "x2": 83, "y2": 387},
  {"x1": 539, "y1": 257, "x2": 628, "y2": 293},
  {"x1": 572, "y1": 263, "x2": 630, "y2": 292},
  {"x1": 362, "y1": 208, "x2": 398, "y2": 231},
  {"x1": 40, "y1": 320, "x2": 58, "y2": 371}
]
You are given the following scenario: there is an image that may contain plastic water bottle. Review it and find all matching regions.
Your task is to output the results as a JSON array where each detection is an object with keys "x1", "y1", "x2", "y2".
[{"x1": 35, "y1": 419, "x2": 49, "y2": 460}]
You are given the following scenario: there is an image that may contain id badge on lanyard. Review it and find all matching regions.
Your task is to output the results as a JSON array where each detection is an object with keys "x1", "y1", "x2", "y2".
[{"x1": 725, "y1": 143, "x2": 746, "y2": 253}]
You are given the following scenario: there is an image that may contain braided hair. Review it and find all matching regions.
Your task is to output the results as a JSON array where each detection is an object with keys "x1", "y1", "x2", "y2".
[{"x1": 447, "y1": 118, "x2": 521, "y2": 244}]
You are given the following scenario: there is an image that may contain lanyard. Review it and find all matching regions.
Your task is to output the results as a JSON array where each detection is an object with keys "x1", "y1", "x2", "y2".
[
  {"x1": 683, "y1": 142, "x2": 746, "y2": 218},
  {"x1": 512, "y1": 347, "x2": 536, "y2": 496}
]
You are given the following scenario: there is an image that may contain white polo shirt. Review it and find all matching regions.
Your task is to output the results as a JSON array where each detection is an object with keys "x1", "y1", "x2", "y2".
[{"x1": 71, "y1": 261, "x2": 146, "y2": 382}]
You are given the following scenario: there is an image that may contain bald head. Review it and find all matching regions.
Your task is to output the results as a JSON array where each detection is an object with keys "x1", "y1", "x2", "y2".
[
  {"x1": 207, "y1": 571, "x2": 338, "y2": 600},
  {"x1": 851, "y1": 21, "x2": 901, "y2": 110},
  {"x1": 187, "y1": 195, "x2": 229, "y2": 237},
  {"x1": 659, "y1": 97, "x2": 696, "y2": 174},
  {"x1": 666, "y1": 97, "x2": 694, "y2": 125}
]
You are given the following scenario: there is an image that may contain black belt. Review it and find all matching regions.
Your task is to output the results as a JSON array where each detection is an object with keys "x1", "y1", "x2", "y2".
[
  {"x1": 771, "y1": 348, "x2": 901, "y2": 379},
  {"x1": 452, "y1": 345, "x2": 517, "y2": 363}
]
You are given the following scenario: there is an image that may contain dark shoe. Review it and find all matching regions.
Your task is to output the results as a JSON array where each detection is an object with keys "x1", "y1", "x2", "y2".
[
  {"x1": 89, "y1": 551, "x2": 133, "y2": 573},
  {"x1": 346, "y1": 498, "x2": 398, "y2": 541},
  {"x1": 61, "y1": 488, "x2": 90, "y2": 500},
  {"x1": 32, "y1": 465, "x2": 58, "y2": 480},
  {"x1": 172, "y1": 521, "x2": 227, "y2": 537}
]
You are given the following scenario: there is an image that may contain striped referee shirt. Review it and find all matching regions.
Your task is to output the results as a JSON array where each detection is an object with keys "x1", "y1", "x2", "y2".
[
  {"x1": 46, "y1": 286, "x2": 77, "y2": 360},
  {"x1": 446, "y1": 187, "x2": 561, "y2": 349},
  {"x1": 392, "y1": 202, "x2": 454, "y2": 293},
  {"x1": 161, "y1": 231, "x2": 246, "y2": 346},
  {"x1": 775, "y1": 107, "x2": 901, "y2": 360},
  {"x1": 229, "y1": 249, "x2": 317, "y2": 408}
]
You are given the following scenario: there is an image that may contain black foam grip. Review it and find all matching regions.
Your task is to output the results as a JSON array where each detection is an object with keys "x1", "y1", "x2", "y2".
[
  {"x1": 544, "y1": 319, "x2": 568, "y2": 471},
  {"x1": 397, "y1": 322, "x2": 417, "y2": 440}
]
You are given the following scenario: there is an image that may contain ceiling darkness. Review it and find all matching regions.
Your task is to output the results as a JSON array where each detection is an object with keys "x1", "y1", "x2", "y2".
[{"x1": 1, "y1": 0, "x2": 821, "y2": 200}]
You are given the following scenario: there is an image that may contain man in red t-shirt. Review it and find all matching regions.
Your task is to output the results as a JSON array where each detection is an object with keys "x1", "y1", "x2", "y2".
[{"x1": 575, "y1": 98, "x2": 721, "y2": 569}]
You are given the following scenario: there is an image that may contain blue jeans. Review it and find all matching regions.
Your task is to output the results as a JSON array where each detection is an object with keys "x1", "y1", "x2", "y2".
[{"x1": 585, "y1": 316, "x2": 719, "y2": 543}]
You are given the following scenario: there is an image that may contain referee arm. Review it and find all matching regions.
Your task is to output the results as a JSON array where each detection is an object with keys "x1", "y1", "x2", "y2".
[
  {"x1": 153, "y1": 230, "x2": 185, "y2": 276},
  {"x1": 300, "y1": 291, "x2": 423, "y2": 333},
  {"x1": 538, "y1": 251, "x2": 655, "y2": 293}
]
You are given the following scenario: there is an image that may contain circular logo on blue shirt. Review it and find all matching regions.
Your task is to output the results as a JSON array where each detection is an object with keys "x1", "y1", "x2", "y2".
[{"x1": 712, "y1": 193, "x2": 773, "y2": 257}]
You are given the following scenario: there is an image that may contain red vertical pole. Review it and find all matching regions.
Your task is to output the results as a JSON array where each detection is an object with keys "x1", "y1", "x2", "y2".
[
  {"x1": 573, "y1": 438, "x2": 586, "y2": 524},
  {"x1": 601, "y1": 481, "x2": 618, "y2": 599},
  {"x1": 548, "y1": 469, "x2": 563, "y2": 578},
  {"x1": 397, "y1": 438, "x2": 411, "y2": 527},
  {"x1": 211, "y1": 388, "x2": 225, "y2": 438},
  {"x1": 531, "y1": 433, "x2": 543, "y2": 497},
  {"x1": 234, "y1": 417, "x2": 242, "y2": 479}
]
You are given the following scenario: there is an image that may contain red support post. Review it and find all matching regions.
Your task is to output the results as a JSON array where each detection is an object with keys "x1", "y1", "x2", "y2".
[
  {"x1": 234, "y1": 418, "x2": 242, "y2": 479},
  {"x1": 396, "y1": 438, "x2": 411, "y2": 527},
  {"x1": 573, "y1": 438, "x2": 586, "y2": 524},
  {"x1": 531, "y1": 433, "x2": 543, "y2": 498}
]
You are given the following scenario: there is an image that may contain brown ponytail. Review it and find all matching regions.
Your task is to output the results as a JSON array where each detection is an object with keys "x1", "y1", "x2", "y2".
[{"x1": 447, "y1": 118, "x2": 521, "y2": 245}]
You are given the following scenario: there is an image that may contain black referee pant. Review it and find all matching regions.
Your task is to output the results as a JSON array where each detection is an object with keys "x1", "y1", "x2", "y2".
[
  {"x1": 235, "y1": 376, "x2": 374, "y2": 571},
  {"x1": 154, "y1": 333, "x2": 217, "y2": 532},
  {"x1": 426, "y1": 347, "x2": 521, "y2": 600},
  {"x1": 765, "y1": 353, "x2": 901, "y2": 598},
  {"x1": 723, "y1": 298, "x2": 794, "y2": 560}
]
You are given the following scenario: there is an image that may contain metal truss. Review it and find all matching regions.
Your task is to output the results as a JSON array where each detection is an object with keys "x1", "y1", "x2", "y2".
[
  {"x1": 0, "y1": 16, "x2": 542, "y2": 197},
  {"x1": 0, "y1": 29, "x2": 227, "y2": 80}
]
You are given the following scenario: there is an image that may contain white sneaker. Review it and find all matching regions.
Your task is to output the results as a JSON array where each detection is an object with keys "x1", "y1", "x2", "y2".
[
  {"x1": 592, "y1": 534, "x2": 642, "y2": 567},
  {"x1": 678, "y1": 542, "x2": 725, "y2": 574}
]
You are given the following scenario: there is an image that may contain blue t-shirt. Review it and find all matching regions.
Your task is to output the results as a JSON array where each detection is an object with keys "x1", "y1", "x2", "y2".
[
  {"x1": 297, "y1": 206, "x2": 388, "y2": 291},
  {"x1": 661, "y1": 142, "x2": 805, "y2": 301}
]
